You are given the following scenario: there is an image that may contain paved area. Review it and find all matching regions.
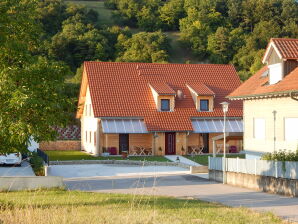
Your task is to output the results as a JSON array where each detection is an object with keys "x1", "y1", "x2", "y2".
[
  {"x1": 165, "y1": 155, "x2": 201, "y2": 166},
  {"x1": 48, "y1": 164, "x2": 189, "y2": 178},
  {"x1": 65, "y1": 174, "x2": 298, "y2": 222},
  {"x1": 0, "y1": 161, "x2": 35, "y2": 177}
]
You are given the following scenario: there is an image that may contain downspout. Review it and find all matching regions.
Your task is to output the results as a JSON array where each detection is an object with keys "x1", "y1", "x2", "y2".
[{"x1": 272, "y1": 110, "x2": 277, "y2": 152}]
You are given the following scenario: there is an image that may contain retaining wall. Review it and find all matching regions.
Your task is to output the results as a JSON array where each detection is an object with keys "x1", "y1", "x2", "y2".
[
  {"x1": 0, "y1": 176, "x2": 65, "y2": 191},
  {"x1": 209, "y1": 170, "x2": 298, "y2": 197},
  {"x1": 40, "y1": 140, "x2": 81, "y2": 151},
  {"x1": 50, "y1": 160, "x2": 190, "y2": 169}
]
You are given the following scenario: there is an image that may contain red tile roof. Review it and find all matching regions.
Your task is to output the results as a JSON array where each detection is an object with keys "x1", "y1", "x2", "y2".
[
  {"x1": 187, "y1": 83, "x2": 215, "y2": 96},
  {"x1": 271, "y1": 38, "x2": 298, "y2": 60},
  {"x1": 149, "y1": 82, "x2": 176, "y2": 95},
  {"x1": 81, "y1": 62, "x2": 243, "y2": 131},
  {"x1": 228, "y1": 67, "x2": 298, "y2": 99}
]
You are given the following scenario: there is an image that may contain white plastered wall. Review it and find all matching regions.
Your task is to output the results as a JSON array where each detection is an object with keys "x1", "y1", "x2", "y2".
[
  {"x1": 81, "y1": 86, "x2": 100, "y2": 155},
  {"x1": 244, "y1": 97, "x2": 298, "y2": 155}
]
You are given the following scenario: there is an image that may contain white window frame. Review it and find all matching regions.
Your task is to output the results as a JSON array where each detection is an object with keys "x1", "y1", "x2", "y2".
[
  {"x1": 253, "y1": 118, "x2": 266, "y2": 140},
  {"x1": 284, "y1": 118, "x2": 298, "y2": 141}
]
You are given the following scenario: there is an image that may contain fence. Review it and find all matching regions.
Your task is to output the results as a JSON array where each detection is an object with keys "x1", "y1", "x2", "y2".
[
  {"x1": 37, "y1": 148, "x2": 49, "y2": 165},
  {"x1": 208, "y1": 157, "x2": 298, "y2": 180}
]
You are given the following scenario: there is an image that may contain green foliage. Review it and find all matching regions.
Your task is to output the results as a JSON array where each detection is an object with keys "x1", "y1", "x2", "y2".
[
  {"x1": 261, "y1": 150, "x2": 298, "y2": 162},
  {"x1": 0, "y1": 0, "x2": 74, "y2": 153},
  {"x1": 116, "y1": 31, "x2": 170, "y2": 63},
  {"x1": 29, "y1": 153, "x2": 45, "y2": 176}
]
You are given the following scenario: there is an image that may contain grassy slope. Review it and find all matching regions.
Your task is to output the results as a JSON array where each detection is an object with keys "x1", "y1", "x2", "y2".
[
  {"x1": 65, "y1": 1, "x2": 199, "y2": 63},
  {"x1": 185, "y1": 154, "x2": 246, "y2": 166},
  {"x1": 46, "y1": 150, "x2": 170, "y2": 162},
  {"x1": 0, "y1": 190, "x2": 285, "y2": 224}
]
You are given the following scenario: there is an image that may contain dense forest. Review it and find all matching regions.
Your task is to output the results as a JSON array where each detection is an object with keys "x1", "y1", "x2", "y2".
[
  {"x1": 36, "y1": 0, "x2": 297, "y2": 82},
  {"x1": 33, "y1": 0, "x2": 298, "y2": 99}
]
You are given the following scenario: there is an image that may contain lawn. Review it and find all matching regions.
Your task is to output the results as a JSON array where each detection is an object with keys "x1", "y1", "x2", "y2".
[
  {"x1": 45, "y1": 150, "x2": 170, "y2": 162},
  {"x1": 185, "y1": 154, "x2": 246, "y2": 166},
  {"x1": 0, "y1": 190, "x2": 285, "y2": 224}
]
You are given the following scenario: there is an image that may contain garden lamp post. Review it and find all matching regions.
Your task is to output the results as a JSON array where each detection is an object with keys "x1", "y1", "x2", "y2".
[{"x1": 220, "y1": 101, "x2": 229, "y2": 184}]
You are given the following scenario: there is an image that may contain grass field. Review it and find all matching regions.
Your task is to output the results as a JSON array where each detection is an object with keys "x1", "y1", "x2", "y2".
[
  {"x1": 46, "y1": 150, "x2": 170, "y2": 162},
  {"x1": 185, "y1": 154, "x2": 246, "y2": 166},
  {"x1": 0, "y1": 189, "x2": 286, "y2": 224}
]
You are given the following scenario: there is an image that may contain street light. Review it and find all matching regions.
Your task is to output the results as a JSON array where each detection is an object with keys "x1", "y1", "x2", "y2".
[{"x1": 220, "y1": 101, "x2": 229, "y2": 184}]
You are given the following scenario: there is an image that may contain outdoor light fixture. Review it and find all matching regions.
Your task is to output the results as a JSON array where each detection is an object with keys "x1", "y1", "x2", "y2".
[
  {"x1": 176, "y1": 156, "x2": 180, "y2": 162},
  {"x1": 220, "y1": 101, "x2": 229, "y2": 184}
]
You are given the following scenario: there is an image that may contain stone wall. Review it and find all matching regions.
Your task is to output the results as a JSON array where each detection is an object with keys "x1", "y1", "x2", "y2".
[
  {"x1": 209, "y1": 169, "x2": 298, "y2": 197},
  {"x1": 40, "y1": 140, "x2": 81, "y2": 151}
]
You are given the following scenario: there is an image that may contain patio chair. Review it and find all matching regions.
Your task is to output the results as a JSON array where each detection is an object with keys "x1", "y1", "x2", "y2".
[
  {"x1": 108, "y1": 147, "x2": 117, "y2": 155},
  {"x1": 144, "y1": 148, "x2": 152, "y2": 155},
  {"x1": 130, "y1": 146, "x2": 139, "y2": 156},
  {"x1": 229, "y1": 145, "x2": 238, "y2": 153}
]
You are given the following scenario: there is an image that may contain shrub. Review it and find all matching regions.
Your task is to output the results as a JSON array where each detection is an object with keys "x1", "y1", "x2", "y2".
[
  {"x1": 29, "y1": 153, "x2": 45, "y2": 176},
  {"x1": 261, "y1": 149, "x2": 298, "y2": 161}
]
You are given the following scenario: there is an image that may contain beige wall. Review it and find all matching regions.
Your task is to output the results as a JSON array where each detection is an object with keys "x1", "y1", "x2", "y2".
[{"x1": 244, "y1": 97, "x2": 298, "y2": 153}]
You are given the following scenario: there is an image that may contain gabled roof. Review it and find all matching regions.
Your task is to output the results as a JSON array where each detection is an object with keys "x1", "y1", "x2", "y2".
[
  {"x1": 149, "y1": 82, "x2": 176, "y2": 95},
  {"x1": 262, "y1": 38, "x2": 298, "y2": 63},
  {"x1": 78, "y1": 62, "x2": 242, "y2": 131},
  {"x1": 228, "y1": 67, "x2": 298, "y2": 99},
  {"x1": 187, "y1": 83, "x2": 215, "y2": 96}
]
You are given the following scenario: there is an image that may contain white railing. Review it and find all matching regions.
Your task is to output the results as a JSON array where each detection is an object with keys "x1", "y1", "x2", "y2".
[{"x1": 208, "y1": 157, "x2": 298, "y2": 180}]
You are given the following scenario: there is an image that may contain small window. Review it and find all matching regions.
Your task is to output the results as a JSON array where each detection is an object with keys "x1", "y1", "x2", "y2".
[
  {"x1": 161, "y1": 99, "x2": 170, "y2": 111},
  {"x1": 200, "y1": 100, "x2": 209, "y2": 111},
  {"x1": 84, "y1": 104, "x2": 87, "y2": 116},
  {"x1": 85, "y1": 131, "x2": 88, "y2": 143},
  {"x1": 89, "y1": 131, "x2": 92, "y2": 143},
  {"x1": 89, "y1": 104, "x2": 91, "y2": 116},
  {"x1": 254, "y1": 118, "x2": 265, "y2": 139},
  {"x1": 94, "y1": 132, "x2": 97, "y2": 146}
]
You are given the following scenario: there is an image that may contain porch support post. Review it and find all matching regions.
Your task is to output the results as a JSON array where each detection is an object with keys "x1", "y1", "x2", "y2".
[{"x1": 213, "y1": 140, "x2": 216, "y2": 157}]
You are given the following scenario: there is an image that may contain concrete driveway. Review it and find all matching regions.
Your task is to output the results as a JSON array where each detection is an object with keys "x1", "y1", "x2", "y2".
[
  {"x1": 0, "y1": 161, "x2": 35, "y2": 177},
  {"x1": 65, "y1": 174, "x2": 298, "y2": 222},
  {"x1": 48, "y1": 164, "x2": 189, "y2": 178}
]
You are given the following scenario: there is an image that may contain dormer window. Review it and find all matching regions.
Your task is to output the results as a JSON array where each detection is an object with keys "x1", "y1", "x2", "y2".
[
  {"x1": 161, "y1": 99, "x2": 170, "y2": 111},
  {"x1": 149, "y1": 82, "x2": 176, "y2": 112},
  {"x1": 200, "y1": 99, "x2": 209, "y2": 111},
  {"x1": 187, "y1": 83, "x2": 215, "y2": 112}
]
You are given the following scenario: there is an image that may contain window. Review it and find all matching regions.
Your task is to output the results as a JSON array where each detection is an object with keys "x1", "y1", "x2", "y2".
[
  {"x1": 285, "y1": 118, "x2": 298, "y2": 141},
  {"x1": 85, "y1": 131, "x2": 88, "y2": 143},
  {"x1": 161, "y1": 99, "x2": 170, "y2": 111},
  {"x1": 254, "y1": 118, "x2": 265, "y2": 139},
  {"x1": 84, "y1": 104, "x2": 87, "y2": 116},
  {"x1": 200, "y1": 100, "x2": 209, "y2": 111},
  {"x1": 89, "y1": 131, "x2": 92, "y2": 143},
  {"x1": 94, "y1": 132, "x2": 97, "y2": 146}
]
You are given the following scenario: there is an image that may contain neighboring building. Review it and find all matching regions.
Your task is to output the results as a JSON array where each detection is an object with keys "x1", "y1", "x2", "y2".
[
  {"x1": 77, "y1": 62, "x2": 243, "y2": 156},
  {"x1": 228, "y1": 38, "x2": 298, "y2": 159}
]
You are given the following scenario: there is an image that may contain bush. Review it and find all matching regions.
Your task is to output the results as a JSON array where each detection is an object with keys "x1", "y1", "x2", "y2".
[
  {"x1": 29, "y1": 153, "x2": 45, "y2": 176},
  {"x1": 261, "y1": 149, "x2": 298, "y2": 162}
]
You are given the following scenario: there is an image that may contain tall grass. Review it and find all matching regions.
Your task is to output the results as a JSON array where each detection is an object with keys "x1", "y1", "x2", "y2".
[{"x1": 0, "y1": 189, "x2": 287, "y2": 224}]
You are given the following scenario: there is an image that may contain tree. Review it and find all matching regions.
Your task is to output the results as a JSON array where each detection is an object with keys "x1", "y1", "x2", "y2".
[
  {"x1": 159, "y1": 0, "x2": 185, "y2": 30},
  {"x1": 207, "y1": 27, "x2": 231, "y2": 63},
  {"x1": 0, "y1": 0, "x2": 73, "y2": 153},
  {"x1": 116, "y1": 31, "x2": 170, "y2": 63}
]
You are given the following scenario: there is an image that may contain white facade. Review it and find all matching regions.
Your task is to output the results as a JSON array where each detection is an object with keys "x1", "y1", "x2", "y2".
[
  {"x1": 244, "y1": 97, "x2": 298, "y2": 158},
  {"x1": 81, "y1": 87, "x2": 100, "y2": 155}
]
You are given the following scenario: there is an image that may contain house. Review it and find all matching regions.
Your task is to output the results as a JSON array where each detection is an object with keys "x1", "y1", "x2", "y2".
[
  {"x1": 228, "y1": 38, "x2": 298, "y2": 159},
  {"x1": 76, "y1": 62, "x2": 243, "y2": 156}
]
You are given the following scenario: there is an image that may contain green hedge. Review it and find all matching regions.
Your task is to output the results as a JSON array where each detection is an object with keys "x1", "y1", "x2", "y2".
[
  {"x1": 29, "y1": 153, "x2": 45, "y2": 176},
  {"x1": 261, "y1": 149, "x2": 298, "y2": 161}
]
